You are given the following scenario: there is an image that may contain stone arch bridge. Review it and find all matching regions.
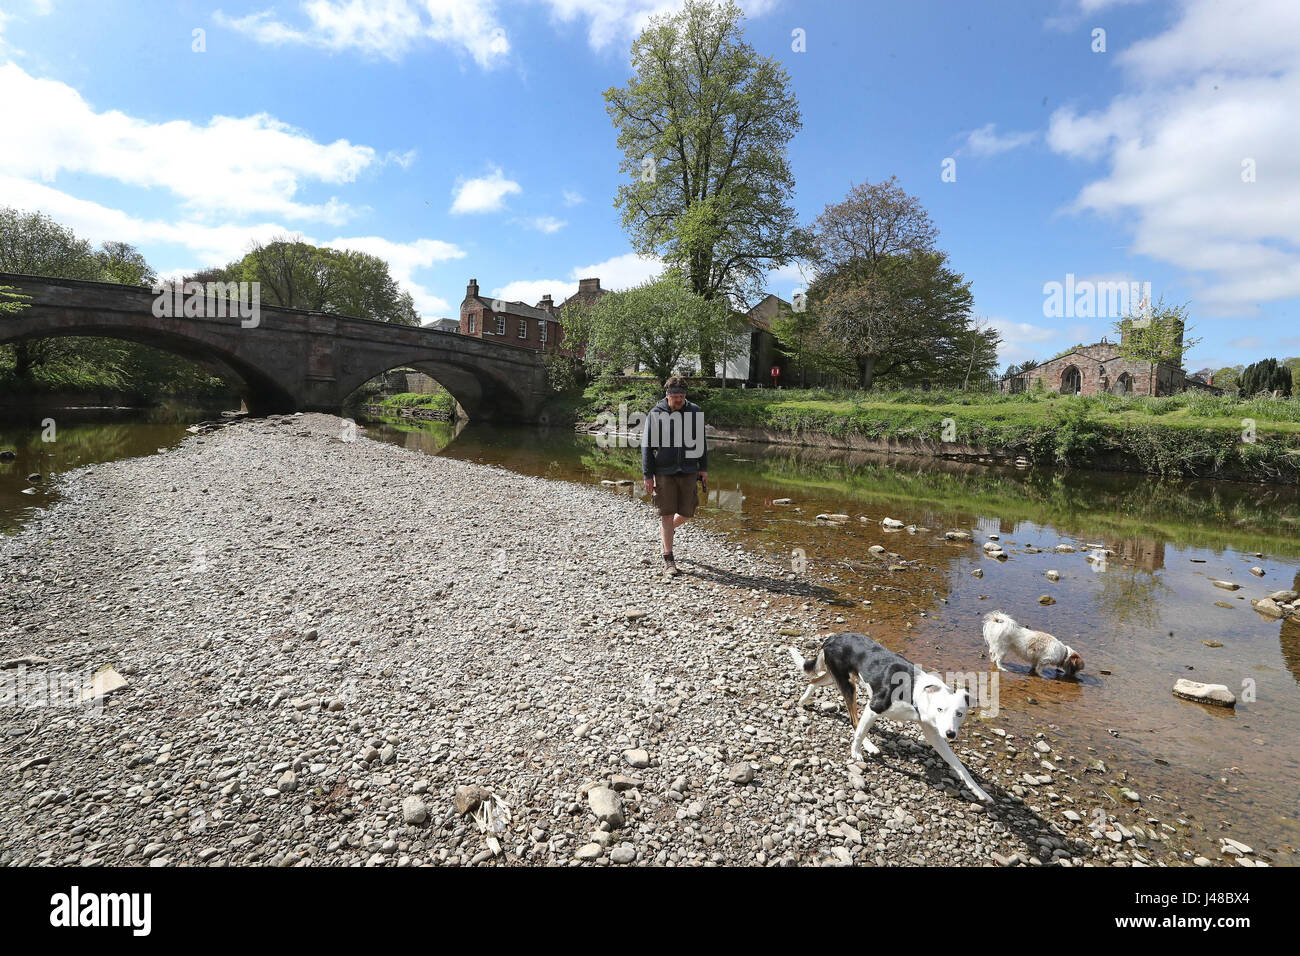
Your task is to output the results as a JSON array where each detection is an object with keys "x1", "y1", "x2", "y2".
[{"x1": 0, "y1": 273, "x2": 550, "y2": 420}]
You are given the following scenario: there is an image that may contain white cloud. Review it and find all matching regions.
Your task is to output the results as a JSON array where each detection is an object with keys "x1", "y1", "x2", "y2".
[
  {"x1": 1046, "y1": 0, "x2": 1300, "y2": 316},
  {"x1": 1045, "y1": 0, "x2": 1148, "y2": 32},
  {"x1": 449, "y1": 166, "x2": 521, "y2": 214},
  {"x1": 385, "y1": 148, "x2": 417, "y2": 169},
  {"x1": 562, "y1": 189, "x2": 584, "y2": 206},
  {"x1": 215, "y1": 0, "x2": 510, "y2": 68},
  {"x1": 487, "y1": 251, "x2": 663, "y2": 307},
  {"x1": 569, "y1": 251, "x2": 662, "y2": 289},
  {"x1": 516, "y1": 215, "x2": 566, "y2": 233},
  {"x1": 0, "y1": 175, "x2": 462, "y2": 315},
  {"x1": 961, "y1": 122, "x2": 1036, "y2": 157},
  {"x1": 490, "y1": 278, "x2": 578, "y2": 305},
  {"x1": 0, "y1": 63, "x2": 374, "y2": 224},
  {"x1": 538, "y1": 0, "x2": 778, "y2": 52},
  {"x1": 990, "y1": 318, "x2": 1059, "y2": 344}
]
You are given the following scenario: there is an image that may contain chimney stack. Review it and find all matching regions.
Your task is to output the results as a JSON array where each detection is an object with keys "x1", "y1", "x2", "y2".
[
  {"x1": 467, "y1": 278, "x2": 479, "y2": 298},
  {"x1": 578, "y1": 277, "x2": 600, "y2": 294}
]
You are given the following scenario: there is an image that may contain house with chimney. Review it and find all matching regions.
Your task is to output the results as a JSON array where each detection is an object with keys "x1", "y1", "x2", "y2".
[{"x1": 458, "y1": 277, "x2": 605, "y2": 356}]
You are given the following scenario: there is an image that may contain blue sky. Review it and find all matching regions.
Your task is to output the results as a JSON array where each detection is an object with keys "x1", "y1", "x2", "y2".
[{"x1": 1, "y1": 0, "x2": 1297, "y2": 372}]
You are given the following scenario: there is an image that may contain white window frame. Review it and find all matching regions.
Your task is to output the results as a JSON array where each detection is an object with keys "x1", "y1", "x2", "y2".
[
  {"x1": 539, "y1": 320, "x2": 547, "y2": 345},
  {"x1": 518, "y1": 319, "x2": 527, "y2": 339},
  {"x1": 468, "y1": 314, "x2": 476, "y2": 333},
  {"x1": 496, "y1": 315, "x2": 506, "y2": 336}
]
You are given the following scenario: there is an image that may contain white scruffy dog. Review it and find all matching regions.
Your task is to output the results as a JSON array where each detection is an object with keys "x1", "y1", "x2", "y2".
[{"x1": 982, "y1": 611, "x2": 1083, "y2": 677}]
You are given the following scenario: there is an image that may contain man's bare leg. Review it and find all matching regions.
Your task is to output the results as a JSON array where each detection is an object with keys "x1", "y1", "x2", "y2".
[
  {"x1": 660, "y1": 515, "x2": 681, "y2": 574},
  {"x1": 660, "y1": 514, "x2": 676, "y2": 556}
]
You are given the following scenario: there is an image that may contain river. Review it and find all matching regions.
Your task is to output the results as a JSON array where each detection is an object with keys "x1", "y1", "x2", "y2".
[{"x1": 3, "y1": 407, "x2": 1298, "y2": 863}]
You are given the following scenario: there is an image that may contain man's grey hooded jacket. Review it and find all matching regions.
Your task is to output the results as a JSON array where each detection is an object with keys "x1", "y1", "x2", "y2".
[{"x1": 641, "y1": 397, "x2": 708, "y2": 477}]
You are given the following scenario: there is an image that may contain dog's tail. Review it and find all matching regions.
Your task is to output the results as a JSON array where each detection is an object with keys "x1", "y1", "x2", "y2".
[
  {"x1": 983, "y1": 610, "x2": 1014, "y2": 629},
  {"x1": 785, "y1": 646, "x2": 819, "y2": 674}
]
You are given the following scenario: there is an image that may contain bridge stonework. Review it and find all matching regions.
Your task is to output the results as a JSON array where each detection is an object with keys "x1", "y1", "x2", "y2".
[{"x1": 0, "y1": 274, "x2": 551, "y2": 421}]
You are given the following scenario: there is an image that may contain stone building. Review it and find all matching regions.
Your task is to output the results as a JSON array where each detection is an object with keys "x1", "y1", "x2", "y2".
[
  {"x1": 998, "y1": 328, "x2": 1217, "y2": 397},
  {"x1": 458, "y1": 277, "x2": 604, "y2": 357}
]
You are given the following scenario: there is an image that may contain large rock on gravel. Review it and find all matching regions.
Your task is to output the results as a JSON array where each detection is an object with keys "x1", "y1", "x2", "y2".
[
  {"x1": 402, "y1": 796, "x2": 428, "y2": 825},
  {"x1": 455, "y1": 785, "x2": 490, "y2": 815},
  {"x1": 622, "y1": 748, "x2": 650, "y2": 769},
  {"x1": 1172, "y1": 679, "x2": 1236, "y2": 708},
  {"x1": 79, "y1": 665, "x2": 128, "y2": 702},
  {"x1": 588, "y1": 787, "x2": 624, "y2": 828},
  {"x1": 727, "y1": 762, "x2": 755, "y2": 785}
]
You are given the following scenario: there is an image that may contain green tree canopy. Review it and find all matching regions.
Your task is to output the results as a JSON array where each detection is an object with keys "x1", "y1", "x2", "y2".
[
  {"x1": 807, "y1": 250, "x2": 977, "y2": 390},
  {"x1": 1239, "y1": 357, "x2": 1293, "y2": 397},
  {"x1": 214, "y1": 236, "x2": 420, "y2": 325},
  {"x1": 605, "y1": 0, "x2": 805, "y2": 374},
  {"x1": 565, "y1": 269, "x2": 727, "y2": 383}
]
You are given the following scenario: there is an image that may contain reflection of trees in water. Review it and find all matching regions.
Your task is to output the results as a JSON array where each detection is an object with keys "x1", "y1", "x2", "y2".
[
  {"x1": 713, "y1": 442, "x2": 1300, "y2": 555},
  {"x1": 1092, "y1": 557, "x2": 1174, "y2": 631},
  {"x1": 1281, "y1": 616, "x2": 1300, "y2": 687},
  {"x1": 1281, "y1": 570, "x2": 1300, "y2": 686}
]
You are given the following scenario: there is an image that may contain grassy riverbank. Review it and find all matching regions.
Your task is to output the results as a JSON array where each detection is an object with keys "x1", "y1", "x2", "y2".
[
  {"x1": 569, "y1": 380, "x2": 1300, "y2": 483},
  {"x1": 375, "y1": 390, "x2": 458, "y2": 416}
]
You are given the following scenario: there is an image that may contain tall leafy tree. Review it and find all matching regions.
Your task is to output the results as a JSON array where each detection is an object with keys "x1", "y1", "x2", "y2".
[
  {"x1": 808, "y1": 176, "x2": 939, "y2": 275},
  {"x1": 95, "y1": 241, "x2": 157, "y2": 286},
  {"x1": 0, "y1": 207, "x2": 99, "y2": 378},
  {"x1": 955, "y1": 316, "x2": 1002, "y2": 391},
  {"x1": 1239, "y1": 357, "x2": 1293, "y2": 397},
  {"x1": 768, "y1": 300, "x2": 853, "y2": 387},
  {"x1": 604, "y1": 0, "x2": 805, "y2": 374},
  {"x1": 809, "y1": 250, "x2": 975, "y2": 390},
  {"x1": 229, "y1": 236, "x2": 420, "y2": 324},
  {"x1": 565, "y1": 269, "x2": 727, "y2": 382}
]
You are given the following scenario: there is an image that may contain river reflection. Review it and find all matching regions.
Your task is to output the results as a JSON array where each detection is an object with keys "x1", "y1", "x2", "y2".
[
  {"x1": 364, "y1": 416, "x2": 1300, "y2": 862},
  {"x1": 0, "y1": 404, "x2": 230, "y2": 532}
]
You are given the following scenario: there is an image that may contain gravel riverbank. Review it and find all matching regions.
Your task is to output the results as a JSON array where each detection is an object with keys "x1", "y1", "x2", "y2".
[{"x1": 0, "y1": 414, "x2": 1248, "y2": 866}]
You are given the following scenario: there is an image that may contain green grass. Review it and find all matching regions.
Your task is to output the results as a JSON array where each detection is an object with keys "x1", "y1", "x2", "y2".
[{"x1": 376, "y1": 391, "x2": 457, "y2": 415}]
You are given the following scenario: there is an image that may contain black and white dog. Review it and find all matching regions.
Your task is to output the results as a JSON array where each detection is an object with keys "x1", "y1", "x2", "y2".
[{"x1": 788, "y1": 633, "x2": 993, "y2": 804}]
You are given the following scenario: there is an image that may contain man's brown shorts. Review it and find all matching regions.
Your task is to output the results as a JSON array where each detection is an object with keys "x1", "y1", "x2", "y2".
[{"x1": 651, "y1": 472, "x2": 699, "y2": 517}]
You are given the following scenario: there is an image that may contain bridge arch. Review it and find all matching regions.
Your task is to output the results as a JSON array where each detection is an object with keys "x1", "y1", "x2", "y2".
[
  {"x1": 0, "y1": 316, "x2": 299, "y2": 413},
  {"x1": 334, "y1": 349, "x2": 534, "y2": 421}
]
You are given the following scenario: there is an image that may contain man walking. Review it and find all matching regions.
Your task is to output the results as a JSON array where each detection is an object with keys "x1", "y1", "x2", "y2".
[{"x1": 642, "y1": 376, "x2": 708, "y2": 577}]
